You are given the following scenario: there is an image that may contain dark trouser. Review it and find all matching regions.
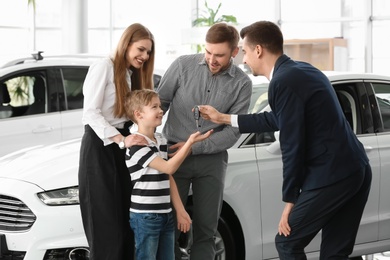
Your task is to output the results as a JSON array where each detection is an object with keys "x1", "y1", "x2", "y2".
[
  {"x1": 172, "y1": 151, "x2": 227, "y2": 260},
  {"x1": 78, "y1": 125, "x2": 134, "y2": 260},
  {"x1": 275, "y1": 164, "x2": 372, "y2": 260}
]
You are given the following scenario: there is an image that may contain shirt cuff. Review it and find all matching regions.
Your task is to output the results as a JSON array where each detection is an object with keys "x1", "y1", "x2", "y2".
[{"x1": 231, "y1": 114, "x2": 239, "y2": 128}]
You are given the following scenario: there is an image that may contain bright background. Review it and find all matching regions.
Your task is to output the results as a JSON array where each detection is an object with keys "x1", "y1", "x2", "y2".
[{"x1": 0, "y1": 0, "x2": 389, "y2": 75}]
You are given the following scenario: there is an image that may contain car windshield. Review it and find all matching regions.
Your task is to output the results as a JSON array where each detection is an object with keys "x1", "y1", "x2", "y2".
[
  {"x1": 246, "y1": 74, "x2": 270, "y2": 114},
  {"x1": 249, "y1": 83, "x2": 269, "y2": 114}
]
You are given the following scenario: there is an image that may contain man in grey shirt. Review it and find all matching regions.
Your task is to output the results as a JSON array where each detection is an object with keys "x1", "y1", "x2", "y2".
[{"x1": 157, "y1": 22, "x2": 252, "y2": 260}]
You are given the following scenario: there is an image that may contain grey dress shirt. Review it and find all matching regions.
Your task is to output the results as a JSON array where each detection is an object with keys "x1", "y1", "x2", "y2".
[{"x1": 157, "y1": 53, "x2": 252, "y2": 155}]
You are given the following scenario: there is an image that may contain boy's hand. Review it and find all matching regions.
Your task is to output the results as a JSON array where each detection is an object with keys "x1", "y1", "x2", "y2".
[
  {"x1": 176, "y1": 209, "x2": 192, "y2": 233},
  {"x1": 168, "y1": 130, "x2": 213, "y2": 158},
  {"x1": 188, "y1": 129, "x2": 213, "y2": 143}
]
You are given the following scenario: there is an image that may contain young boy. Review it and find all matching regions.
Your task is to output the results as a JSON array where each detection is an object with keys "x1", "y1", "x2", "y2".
[{"x1": 124, "y1": 89, "x2": 212, "y2": 260}]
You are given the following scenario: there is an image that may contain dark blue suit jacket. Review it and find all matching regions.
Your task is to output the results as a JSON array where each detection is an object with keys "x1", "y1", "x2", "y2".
[{"x1": 238, "y1": 55, "x2": 369, "y2": 203}]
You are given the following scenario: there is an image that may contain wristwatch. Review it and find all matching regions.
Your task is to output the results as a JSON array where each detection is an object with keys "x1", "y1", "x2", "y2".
[{"x1": 118, "y1": 136, "x2": 126, "y2": 149}]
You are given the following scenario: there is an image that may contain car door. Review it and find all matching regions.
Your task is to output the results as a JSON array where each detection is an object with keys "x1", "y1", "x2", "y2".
[
  {"x1": 367, "y1": 80, "x2": 390, "y2": 242},
  {"x1": 0, "y1": 69, "x2": 62, "y2": 157},
  {"x1": 254, "y1": 130, "x2": 284, "y2": 259},
  {"x1": 56, "y1": 66, "x2": 89, "y2": 141},
  {"x1": 332, "y1": 80, "x2": 380, "y2": 245}
]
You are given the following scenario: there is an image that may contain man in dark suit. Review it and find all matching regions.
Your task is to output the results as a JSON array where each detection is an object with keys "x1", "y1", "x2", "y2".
[{"x1": 199, "y1": 21, "x2": 372, "y2": 259}]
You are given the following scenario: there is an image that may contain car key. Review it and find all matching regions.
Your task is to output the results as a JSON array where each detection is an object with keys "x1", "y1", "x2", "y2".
[{"x1": 193, "y1": 105, "x2": 200, "y2": 130}]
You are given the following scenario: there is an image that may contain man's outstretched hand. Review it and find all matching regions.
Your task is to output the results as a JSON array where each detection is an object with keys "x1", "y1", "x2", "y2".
[{"x1": 198, "y1": 105, "x2": 231, "y2": 125}]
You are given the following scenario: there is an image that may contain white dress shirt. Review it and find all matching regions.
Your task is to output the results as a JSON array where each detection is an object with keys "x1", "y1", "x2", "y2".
[{"x1": 82, "y1": 57, "x2": 132, "y2": 145}]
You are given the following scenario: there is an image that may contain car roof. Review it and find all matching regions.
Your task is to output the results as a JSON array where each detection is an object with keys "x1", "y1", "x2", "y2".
[
  {"x1": 246, "y1": 71, "x2": 390, "y2": 86},
  {"x1": 1, "y1": 52, "x2": 102, "y2": 67},
  {"x1": 323, "y1": 71, "x2": 390, "y2": 82},
  {"x1": 0, "y1": 52, "x2": 102, "y2": 77},
  {"x1": 0, "y1": 52, "x2": 167, "y2": 79}
]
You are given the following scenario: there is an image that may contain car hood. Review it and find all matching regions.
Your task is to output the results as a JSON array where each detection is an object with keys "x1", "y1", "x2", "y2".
[{"x1": 0, "y1": 138, "x2": 81, "y2": 190}]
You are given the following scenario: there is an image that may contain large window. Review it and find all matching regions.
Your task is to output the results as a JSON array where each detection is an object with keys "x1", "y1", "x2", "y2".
[{"x1": 0, "y1": 0, "x2": 389, "y2": 75}]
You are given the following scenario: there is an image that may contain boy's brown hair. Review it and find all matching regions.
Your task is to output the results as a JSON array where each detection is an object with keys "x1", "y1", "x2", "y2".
[{"x1": 125, "y1": 89, "x2": 159, "y2": 123}]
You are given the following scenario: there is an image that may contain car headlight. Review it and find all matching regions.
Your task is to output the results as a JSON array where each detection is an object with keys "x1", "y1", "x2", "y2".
[{"x1": 37, "y1": 186, "x2": 79, "y2": 206}]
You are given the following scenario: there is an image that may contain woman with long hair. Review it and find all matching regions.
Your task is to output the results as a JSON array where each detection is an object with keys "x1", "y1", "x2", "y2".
[{"x1": 78, "y1": 23, "x2": 155, "y2": 260}]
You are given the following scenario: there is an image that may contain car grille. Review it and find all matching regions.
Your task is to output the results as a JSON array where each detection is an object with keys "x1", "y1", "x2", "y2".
[{"x1": 0, "y1": 194, "x2": 36, "y2": 231}]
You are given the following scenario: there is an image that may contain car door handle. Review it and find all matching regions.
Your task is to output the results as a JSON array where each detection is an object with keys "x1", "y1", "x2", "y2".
[
  {"x1": 32, "y1": 126, "x2": 54, "y2": 133},
  {"x1": 364, "y1": 146, "x2": 373, "y2": 152}
]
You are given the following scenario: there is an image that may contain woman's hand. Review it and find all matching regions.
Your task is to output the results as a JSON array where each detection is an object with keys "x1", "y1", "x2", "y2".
[{"x1": 125, "y1": 134, "x2": 148, "y2": 147}]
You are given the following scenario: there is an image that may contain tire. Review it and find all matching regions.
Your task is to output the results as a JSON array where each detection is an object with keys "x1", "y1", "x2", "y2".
[{"x1": 216, "y1": 215, "x2": 237, "y2": 260}]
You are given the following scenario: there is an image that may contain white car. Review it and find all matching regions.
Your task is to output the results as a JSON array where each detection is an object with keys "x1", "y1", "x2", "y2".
[
  {"x1": 0, "y1": 72, "x2": 390, "y2": 260},
  {"x1": 0, "y1": 52, "x2": 98, "y2": 158},
  {"x1": 0, "y1": 52, "x2": 163, "y2": 158}
]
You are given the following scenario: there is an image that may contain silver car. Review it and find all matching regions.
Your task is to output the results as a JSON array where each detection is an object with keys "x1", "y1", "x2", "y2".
[{"x1": 0, "y1": 72, "x2": 389, "y2": 260}]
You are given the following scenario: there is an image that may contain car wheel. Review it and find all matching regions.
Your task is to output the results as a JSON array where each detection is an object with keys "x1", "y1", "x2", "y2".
[
  {"x1": 216, "y1": 215, "x2": 237, "y2": 260},
  {"x1": 179, "y1": 203, "x2": 237, "y2": 260}
]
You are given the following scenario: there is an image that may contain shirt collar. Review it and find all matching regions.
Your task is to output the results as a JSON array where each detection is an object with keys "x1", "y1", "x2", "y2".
[
  {"x1": 269, "y1": 66, "x2": 274, "y2": 81},
  {"x1": 134, "y1": 131, "x2": 165, "y2": 146}
]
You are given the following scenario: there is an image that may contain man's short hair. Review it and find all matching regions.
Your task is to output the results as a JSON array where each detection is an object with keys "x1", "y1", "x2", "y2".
[
  {"x1": 240, "y1": 21, "x2": 284, "y2": 55},
  {"x1": 206, "y1": 22, "x2": 239, "y2": 51}
]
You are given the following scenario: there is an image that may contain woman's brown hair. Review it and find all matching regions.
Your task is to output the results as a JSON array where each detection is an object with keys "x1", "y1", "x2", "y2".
[{"x1": 112, "y1": 23, "x2": 155, "y2": 118}]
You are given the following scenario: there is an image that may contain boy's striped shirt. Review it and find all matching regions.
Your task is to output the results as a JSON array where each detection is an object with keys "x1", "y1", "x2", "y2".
[{"x1": 125, "y1": 132, "x2": 171, "y2": 213}]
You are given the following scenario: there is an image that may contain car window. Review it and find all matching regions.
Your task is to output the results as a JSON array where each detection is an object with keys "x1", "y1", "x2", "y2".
[
  {"x1": 0, "y1": 73, "x2": 47, "y2": 119},
  {"x1": 372, "y1": 83, "x2": 390, "y2": 131},
  {"x1": 336, "y1": 90, "x2": 356, "y2": 132},
  {"x1": 60, "y1": 69, "x2": 161, "y2": 111},
  {"x1": 333, "y1": 82, "x2": 375, "y2": 135},
  {"x1": 249, "y1": 83, "x2": 269, "y2": 114},
  {"x1": 62, "y1": 67, "x2": 88, "y2": 110},
  {"x1": 333, "y1": 84, "x2": 360, "y2": 134},
  {"x1": 0, "y1": 82, "x2": 12, "y2": 118},
  {"x1": 240, "y1": 82, "x2": 276, "y2": 146},
  {"x1": 241, "y1": 81, "x2": 372, "y2": 147}
]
